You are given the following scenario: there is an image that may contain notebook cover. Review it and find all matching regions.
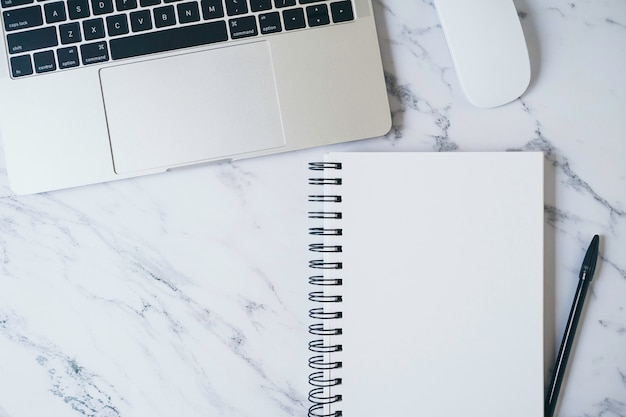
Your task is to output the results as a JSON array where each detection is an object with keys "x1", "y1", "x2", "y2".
[{"x1": 307, "y1": 152, "x2": 544, "y2": 417}]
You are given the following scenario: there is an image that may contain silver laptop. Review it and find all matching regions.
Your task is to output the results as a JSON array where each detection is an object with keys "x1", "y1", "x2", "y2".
[{"x1": 0, "y1": 0, "x2": 390, "y2": 194}]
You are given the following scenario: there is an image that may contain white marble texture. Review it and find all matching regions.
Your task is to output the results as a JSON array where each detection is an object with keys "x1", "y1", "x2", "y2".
[{"x1": 0, "y1": 0, "x2": 624, "y2": 416}]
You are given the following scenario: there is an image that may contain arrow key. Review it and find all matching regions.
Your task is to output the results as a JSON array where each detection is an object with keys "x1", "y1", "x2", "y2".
[{"x1": 283, "y1": 7, "x2": 305, "y2": 31}]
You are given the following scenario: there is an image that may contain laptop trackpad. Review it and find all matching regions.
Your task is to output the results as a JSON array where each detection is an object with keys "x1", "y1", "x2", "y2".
[{"x1": 99, "y1": 42, "x2": 285, "y2": 174}]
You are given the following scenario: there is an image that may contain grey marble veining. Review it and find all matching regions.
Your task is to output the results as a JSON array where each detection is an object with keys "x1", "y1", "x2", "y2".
[{"x1": 1, "y1": 0, "x2": 625, "y2": 416}]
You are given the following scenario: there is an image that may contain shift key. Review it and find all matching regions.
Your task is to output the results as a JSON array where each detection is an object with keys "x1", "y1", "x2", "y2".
[
  {"x1": 7, "y1": 27, "x2": 58, "y2": 54},
  {"x1": 3, "y1": 5, "x2": 43, "y2": 31}
]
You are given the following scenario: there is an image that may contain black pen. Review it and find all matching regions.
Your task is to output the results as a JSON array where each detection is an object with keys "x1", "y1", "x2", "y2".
[{"x1": 545, "y1": 234, "x2": 600, "y2": 417}]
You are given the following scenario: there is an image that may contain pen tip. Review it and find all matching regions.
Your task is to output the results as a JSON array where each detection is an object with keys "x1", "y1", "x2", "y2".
[
  {"x1": 580, "y1": 235, "x2": 600, "y2": 281},
  {"x1": 591, "y1": 234, "x2": 600, "y2": 246}
]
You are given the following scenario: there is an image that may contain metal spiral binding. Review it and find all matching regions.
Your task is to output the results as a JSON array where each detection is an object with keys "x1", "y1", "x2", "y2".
[{"x1": 307, "y1": 162, "x2": 343, "y2": 417}]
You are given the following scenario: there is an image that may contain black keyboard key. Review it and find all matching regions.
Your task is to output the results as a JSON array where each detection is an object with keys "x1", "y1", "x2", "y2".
[
  {"x1": 177, "y1": 2, "x2": 199, "y2": 23},
  {"x1": 67, "y1": 0, "x2": 90, "y2": 19},
  {"x1": 258, "y1": 11, "x2": 280, "y2": 34},
  {"x1": 330, "y1": 0, "x2": 353, "y2": 23},
  {"x1": 250, "y1": 0, "x2": 270, "y2": 12},
  {"x1": 10, "y1": 55, "x2": 32, "y2": 77},
  {"x1": 81, "y1": 40, "x2": 109, "y2": 64},
  {"x1": 44, "y1": 1, "x2": 66, "y2": 23},
  {"x1": 228, "y1": 15, "x2": 256, "y2": 39},
  {"x1": 57, "y1": 46, "x2": 79, "y2": 68},
  {"x1": 153, "y1": 5, "x2": 175, "y2": 27},
  {"x1": 1, "y1": 0, "x2": 33, "y2": 8},
  {"x1": 3, "y1": 5, "x2": 43, "y2": 31},
  {"x1": 200, "y1": 0, "x2": 222, "y2": 19},
  {"x1": 91, "y1": 0, "x2": 113, "y2": 15},
  {"x1": 109, "y1": 21, "x2": 227, "y2": 60},
  {"x1": 274, "y1": 0, "x2": 294, "y2": 7},
  {"x1": 224, "y1": 0, "x2": 246, "y2": 16},
  {"x1": 59, "y1": 21, "x2": 82, "y2": 43},
  {"x1": 283, "y1": 7, "x2": 304, "y2": 30},
  {"x1": 306, "y1": 3, "x2": 328, "y2": 26},
  {"x1": 130, "y1": 9, "x2": 151, "y2": 31},
  {"x1": 139, "y1": 0, "x2": 159, "y2": 6},
  {"x1": 33, "y1": 50, "x2": 56, "y2": 73},
  {"x1": 115, "y1": 0, "x2": 136, "y2": 11},
  {"x1": 83, "y1": 17, "x2": 105, "y2": 39},
  {"x1": 299, "y1": 0, "x2": 323, "y2": 3},
  {"x1": 106, "y1": 14, "x2": 128, "y2": 35},
  {"x1": 7, "y1": 26, "x2": 57, "y2": 54}
]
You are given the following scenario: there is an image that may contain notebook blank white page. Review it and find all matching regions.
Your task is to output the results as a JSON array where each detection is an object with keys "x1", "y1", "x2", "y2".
[{"x1": 322, "y1": 152, "x2": 544, "y2": 417}]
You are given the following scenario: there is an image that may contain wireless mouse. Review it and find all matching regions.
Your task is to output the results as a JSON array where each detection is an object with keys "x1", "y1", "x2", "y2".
[{"x1": 433, "y1": 0, "x2": 531, "y2": 108}]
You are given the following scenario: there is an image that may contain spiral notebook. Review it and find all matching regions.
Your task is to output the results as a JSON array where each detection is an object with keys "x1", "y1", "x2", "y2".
[{"x1": 307, "y1": 152, "x2": 544, "y2": 417}]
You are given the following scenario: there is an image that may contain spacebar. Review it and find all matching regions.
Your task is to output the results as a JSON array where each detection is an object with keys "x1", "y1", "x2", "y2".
[{"x1": 109, "y1": 21, "x2": 228, "y2": 60}]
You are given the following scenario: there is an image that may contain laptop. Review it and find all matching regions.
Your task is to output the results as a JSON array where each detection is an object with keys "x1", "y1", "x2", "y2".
[{"x1": 0, "y1": 0, "x2": 391, "y2": 194}]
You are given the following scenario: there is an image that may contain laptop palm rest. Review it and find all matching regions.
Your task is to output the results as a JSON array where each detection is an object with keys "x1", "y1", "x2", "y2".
[{"x1": 99, "y1": 41, "x2": 285, "y2": 174}]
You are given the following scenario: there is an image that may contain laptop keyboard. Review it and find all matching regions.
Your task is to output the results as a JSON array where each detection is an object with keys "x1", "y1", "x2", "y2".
[{"x1": 2, "y1": 0, "x2": 355, "y2": 78}]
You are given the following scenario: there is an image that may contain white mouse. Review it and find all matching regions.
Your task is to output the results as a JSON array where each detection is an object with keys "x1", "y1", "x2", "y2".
[{"x1": 433, "y1": 0, "x2": 531, "y2": 108}]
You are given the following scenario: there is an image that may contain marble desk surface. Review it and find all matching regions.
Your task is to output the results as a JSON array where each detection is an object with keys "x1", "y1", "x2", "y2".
[{"x1": 1, "y1": 0, "x2": 625, "y2": 416}]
